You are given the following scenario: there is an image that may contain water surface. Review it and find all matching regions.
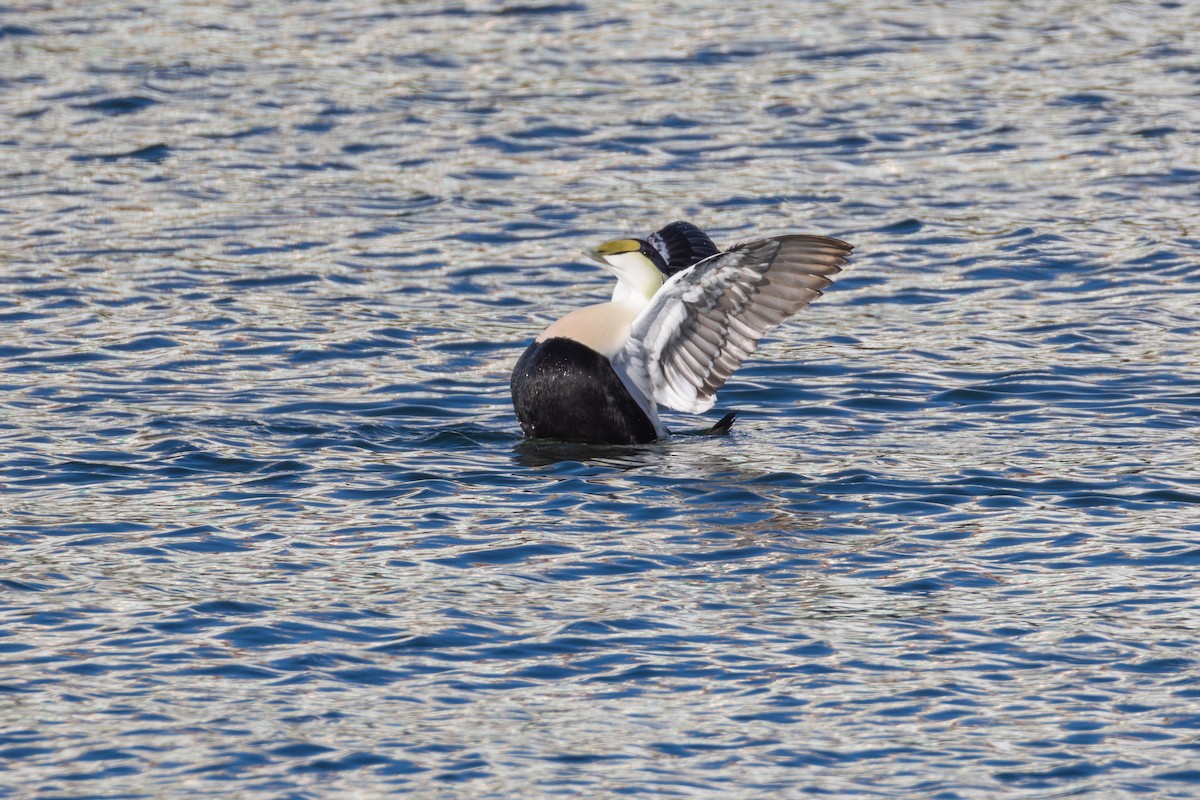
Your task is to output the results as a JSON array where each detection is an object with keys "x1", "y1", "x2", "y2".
[{"x1": 3, "y1": 1, "x2": 1200, "y2": 797}]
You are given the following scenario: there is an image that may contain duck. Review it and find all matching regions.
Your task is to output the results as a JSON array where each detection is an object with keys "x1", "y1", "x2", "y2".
[{"x1": 511, "y1": 221, "x2": 852, "y2": 444}]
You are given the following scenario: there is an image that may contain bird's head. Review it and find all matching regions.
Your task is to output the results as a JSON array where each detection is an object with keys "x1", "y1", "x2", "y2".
[{"x1": 588, "y1": 238, "x2": 666, "y2": 301}]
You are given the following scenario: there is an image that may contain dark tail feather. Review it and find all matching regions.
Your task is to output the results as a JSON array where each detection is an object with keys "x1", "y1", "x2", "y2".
[{"x1": 704, "y1": 411, "x2": 737, "y2": 436}]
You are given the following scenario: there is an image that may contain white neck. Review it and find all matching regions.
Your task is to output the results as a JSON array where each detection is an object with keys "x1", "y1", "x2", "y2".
[{"x1": 602, "y1": 251, "x2": 664, "y2": 301}]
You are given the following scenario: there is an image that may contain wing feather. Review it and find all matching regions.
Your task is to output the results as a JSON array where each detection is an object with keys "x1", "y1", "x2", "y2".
[
  {"x1": 676, "y1": 341, "x2": 708, "y2": 376},
  {"x1": 612, "y1": 234, "x2": 852, "y2": 415}
]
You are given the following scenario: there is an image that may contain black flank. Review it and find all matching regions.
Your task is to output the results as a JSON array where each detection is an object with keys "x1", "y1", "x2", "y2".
[{"x1": 511, "y1": 337, "x2": 657, "y2": 445}]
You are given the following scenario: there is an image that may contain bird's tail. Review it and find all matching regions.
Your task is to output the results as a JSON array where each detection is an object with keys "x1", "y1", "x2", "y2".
[{"x1": 704, "y1": 411, "x2": 737, "y2": 436}]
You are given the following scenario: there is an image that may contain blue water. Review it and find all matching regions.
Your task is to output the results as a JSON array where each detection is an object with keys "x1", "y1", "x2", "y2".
[{"x1": 3, "y1": 1, "x2": 1200, "y2": 797}]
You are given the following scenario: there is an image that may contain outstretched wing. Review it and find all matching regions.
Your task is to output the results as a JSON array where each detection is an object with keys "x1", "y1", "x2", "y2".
[{"x1": 613, "y1": 235, "x2": 852, "y2": 414}]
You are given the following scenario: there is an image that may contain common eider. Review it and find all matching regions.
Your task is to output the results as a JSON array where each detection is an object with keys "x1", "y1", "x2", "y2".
[{"x1": 511, "y1": 222, "x2": 852, "y2": 444}]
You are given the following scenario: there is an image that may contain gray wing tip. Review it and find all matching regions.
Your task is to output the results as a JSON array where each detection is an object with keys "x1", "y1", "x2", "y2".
[
  {"x1": 770, "y1": 235, "x2": 854, "y2": 278},
  {"x1": 730, "y1": 234, "x2": 854, "y2": 256},
  {"x1": 772, "y1": 234, "x2": 854, "y2": 254}
]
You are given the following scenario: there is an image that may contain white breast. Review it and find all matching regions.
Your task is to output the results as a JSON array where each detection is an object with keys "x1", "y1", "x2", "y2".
[{"x1": 537, "y1": 301, "x2": 642, "y2": 359}]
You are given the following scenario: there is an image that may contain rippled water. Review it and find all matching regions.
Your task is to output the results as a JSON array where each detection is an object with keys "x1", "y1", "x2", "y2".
[{"x1": 3, "y1": 1, "x2": 1200, "y2": 797}]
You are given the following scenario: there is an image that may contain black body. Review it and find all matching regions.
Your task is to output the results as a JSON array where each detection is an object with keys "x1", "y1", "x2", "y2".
[{"x1": 511, "y1": 337, "x2": 657, "y2": 445}]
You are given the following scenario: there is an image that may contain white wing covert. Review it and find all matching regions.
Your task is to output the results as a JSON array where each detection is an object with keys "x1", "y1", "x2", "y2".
[{"x1": 612, "y1": 235, "x2": 852, "y2": 415}]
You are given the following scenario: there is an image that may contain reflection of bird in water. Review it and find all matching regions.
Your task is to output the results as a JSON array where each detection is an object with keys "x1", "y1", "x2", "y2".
[{"x1": 511, "y1": 221, "x2": 852, "y2": 445}]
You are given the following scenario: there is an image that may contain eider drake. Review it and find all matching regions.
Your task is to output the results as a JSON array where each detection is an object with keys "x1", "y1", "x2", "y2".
[{"x1": 511, "y1": 222, "x2": 852, "y2": 444}]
